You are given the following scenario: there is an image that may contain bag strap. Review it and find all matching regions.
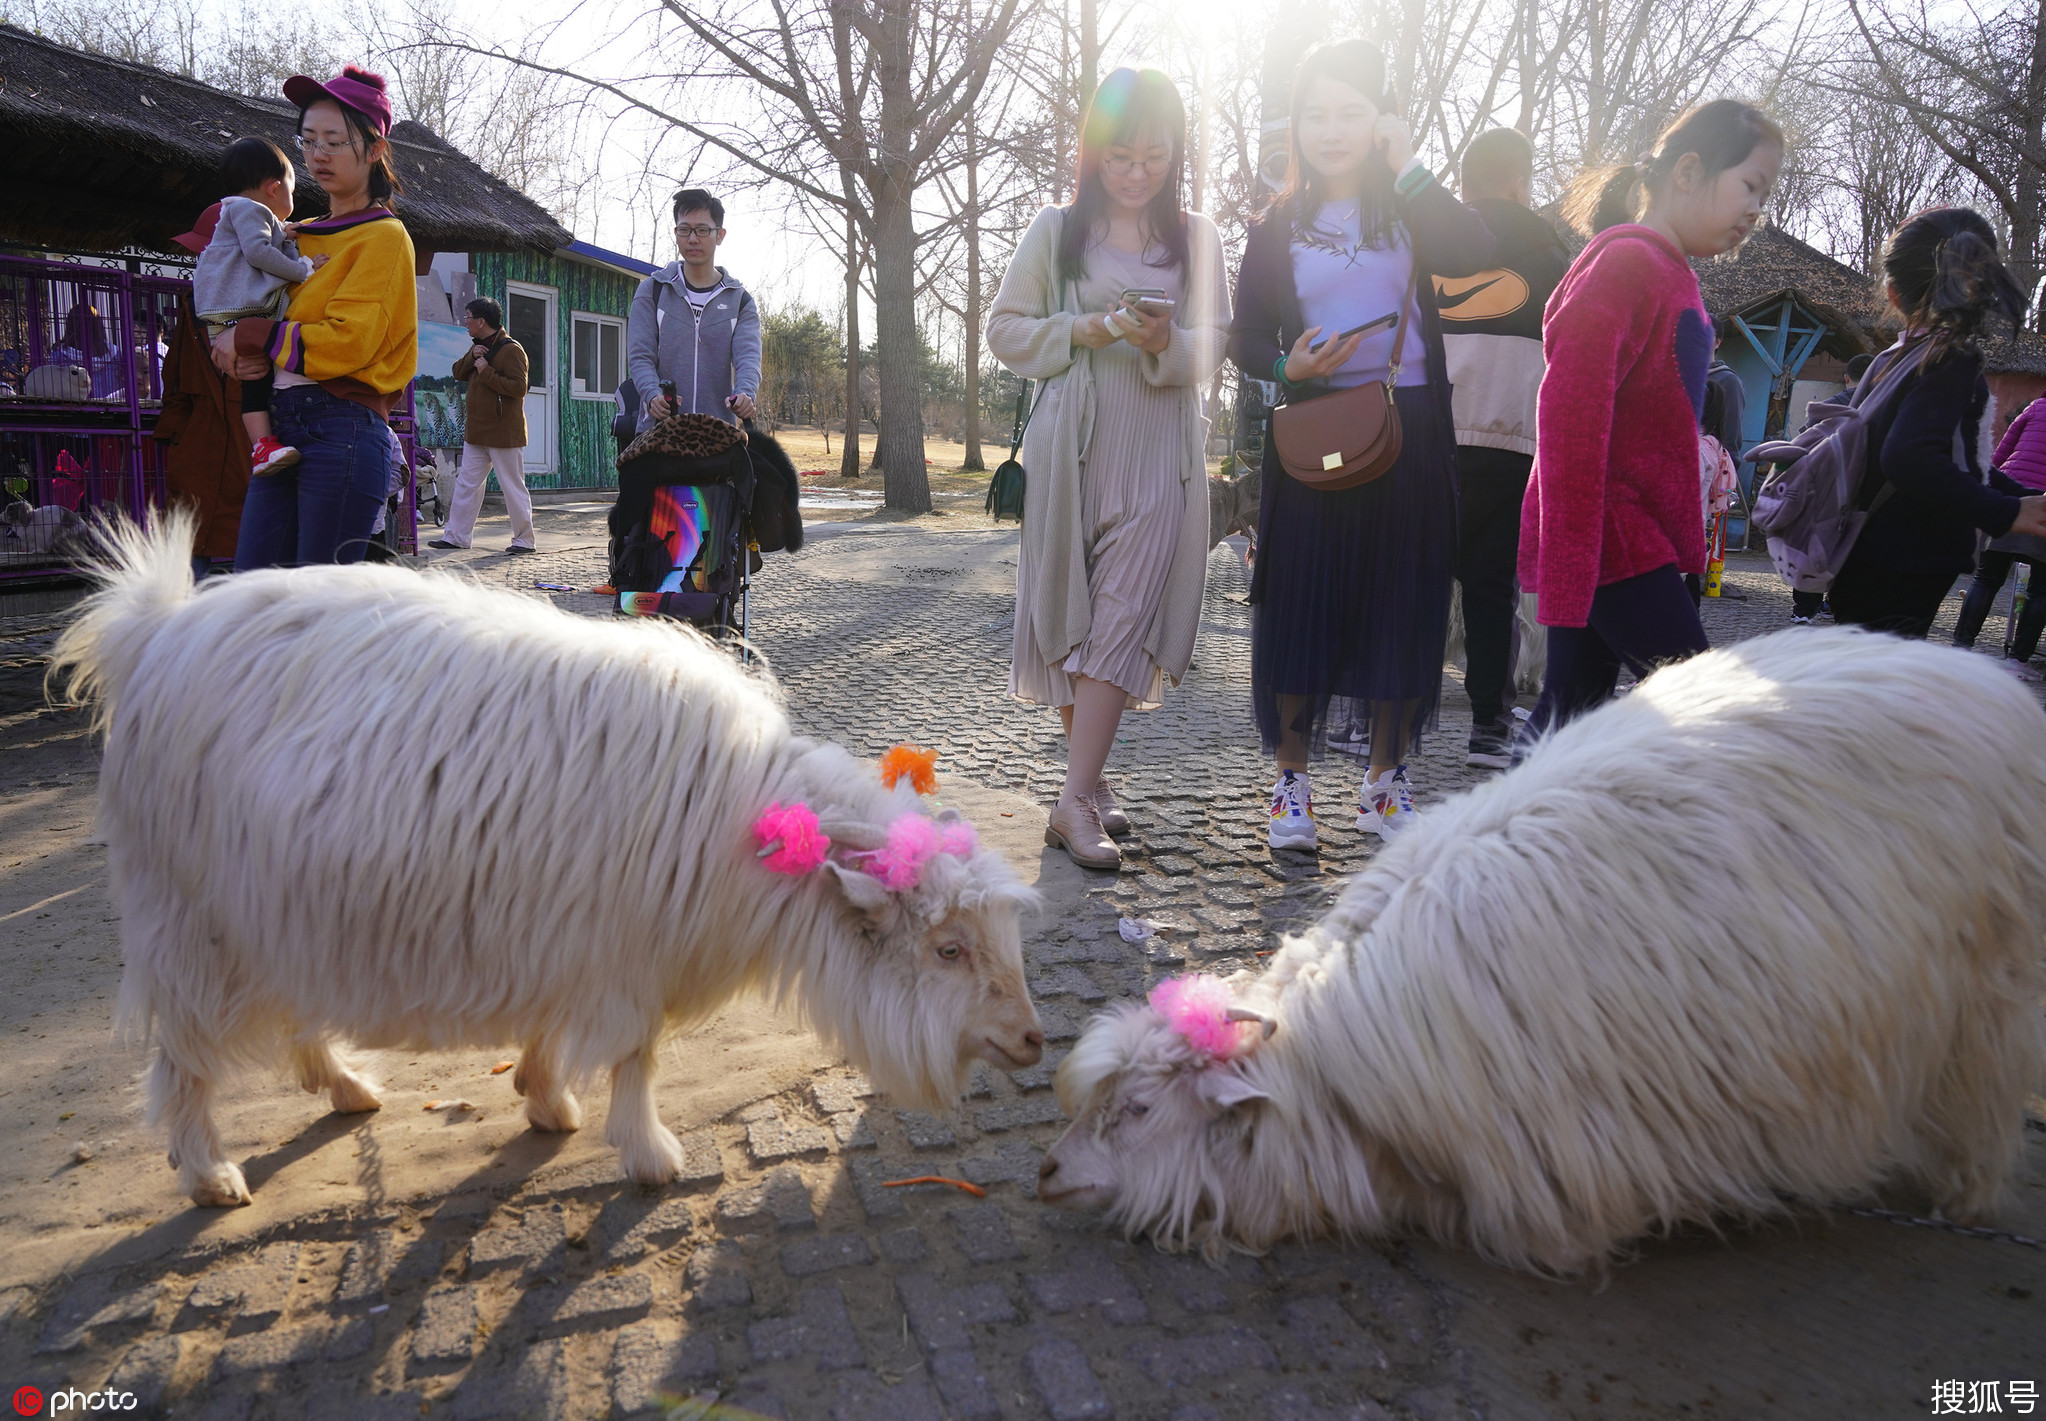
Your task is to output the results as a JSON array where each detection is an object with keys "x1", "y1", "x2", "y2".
[
  {"x1": 1852, "y1": 335, "x2": 1936, "y2": 512},
  {"x1": 1387, "y1": 243, "x2": 1421, "y2": 386},
  {"x1": 1005, "y1": 277, "x2": 1068, "y2": 459},
  {"x1": 1011, "y1": 381, "x2": 1052, "y2": 457}
]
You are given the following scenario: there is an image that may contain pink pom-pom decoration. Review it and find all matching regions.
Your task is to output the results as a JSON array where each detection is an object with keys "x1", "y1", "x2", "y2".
[
  {"x1": 937, "y1": 821, "x2": 979, "y2": 858},
  {"x1": 754, "y1": 801, "x2": 830, "y2": 875},
  {"x1": 869, "y1": 813, "x2": 942, "y2": 891},
  {"x1": 1148, "y1": 974, "x2": 1257, "y2": 1061}
]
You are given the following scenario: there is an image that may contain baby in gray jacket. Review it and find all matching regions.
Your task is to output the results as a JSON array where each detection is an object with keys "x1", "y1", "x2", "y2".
[{"x1": 194, "y1": 137, "x2": 327, "y2": 475}]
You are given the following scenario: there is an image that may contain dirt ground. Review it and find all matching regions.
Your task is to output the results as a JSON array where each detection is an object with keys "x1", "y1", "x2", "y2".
[
  {"x1": 0, "y1": 614, "x2": 1085, "y2": 1289},
  {"x1": 4, "y1": 528, "x2": 2045, "y2": 1420}
]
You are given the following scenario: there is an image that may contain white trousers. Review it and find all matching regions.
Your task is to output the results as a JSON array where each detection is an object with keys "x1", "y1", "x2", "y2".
[{"x1": 445, "y1": 444, "x2": 535, "y2": 548}]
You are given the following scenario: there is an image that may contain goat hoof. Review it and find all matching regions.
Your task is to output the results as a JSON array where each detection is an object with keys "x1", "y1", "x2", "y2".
[
  {"x1": 617, "y1": 1127, "x2": 686, "y2": 1186},
  {"x1": 189, "y1": 1163, "x2": 251, "y2": 1207},
  {"x1": 526, "y1": 1093, "x2": 583, "y2": 1133},
  {"x1": 329, "y1": 1078, "x2": 382, "y2": 1114}
]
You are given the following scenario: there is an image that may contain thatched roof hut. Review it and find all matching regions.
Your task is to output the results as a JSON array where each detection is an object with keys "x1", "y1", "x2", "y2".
[
  {"x1": 1551, "y1": 213, "x2": 2046, "y2": 375},
  {"x1": 0, "y1": 24, "x2": 571, "y2": 257}
]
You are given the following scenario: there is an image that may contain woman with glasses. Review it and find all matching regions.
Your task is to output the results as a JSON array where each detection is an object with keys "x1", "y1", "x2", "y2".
[
  {"x1": 987, "y1": 68, "x2": 1231, "y2": 869},
  {"x1": 1230, "y1": 39, "x2": 1493, "y2": 849},
  {"x1": 213, "y1": 65, "x2": 417, "y2": 569}
]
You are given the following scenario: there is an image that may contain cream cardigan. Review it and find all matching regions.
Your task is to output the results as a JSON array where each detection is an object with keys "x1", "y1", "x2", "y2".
[{"x1": 985, "y1": 205, "x2": 1231, "y2": 696}]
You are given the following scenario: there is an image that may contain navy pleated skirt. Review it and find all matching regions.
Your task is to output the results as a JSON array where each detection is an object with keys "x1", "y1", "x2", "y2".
[{"x1": 1250, "y1": 383, "x2": 1458, "y2": 756}]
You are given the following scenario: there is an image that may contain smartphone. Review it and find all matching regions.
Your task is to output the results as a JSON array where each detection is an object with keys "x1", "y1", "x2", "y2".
[
  {"x1": 1310, "y1": 310, "x2": 1399, "y2": 354},
  {"x1": 1118, "y1": 287, "x2": 1177, "y2": 317}
]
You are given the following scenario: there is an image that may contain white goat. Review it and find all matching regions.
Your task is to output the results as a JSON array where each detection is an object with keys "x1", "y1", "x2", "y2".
[
  {"x1": 52, "y1": 513, "x2": 1042, "y2": 1207},
  {"x1": 1041, "y1": 627, "x2": 2046, "y2": 1275}
]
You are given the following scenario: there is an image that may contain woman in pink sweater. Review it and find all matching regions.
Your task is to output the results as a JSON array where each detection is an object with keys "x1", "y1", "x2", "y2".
[
  {"x1": 1520, "y1": 101, "x2": 1783, "y2": 740},
  {"x1": 1955, "y1": 392, "x2": 2046, "y2": 668}
]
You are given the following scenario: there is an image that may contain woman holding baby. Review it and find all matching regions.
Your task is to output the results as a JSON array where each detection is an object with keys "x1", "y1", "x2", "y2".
[{"x1": 212, "y1": 65, "x2": 418, "y2": 569}]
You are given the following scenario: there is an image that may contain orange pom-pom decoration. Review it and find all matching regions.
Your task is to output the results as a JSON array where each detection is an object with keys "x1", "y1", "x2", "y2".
[{"x1": 879, "y1": 743, "x2": 939, "y2": 796}]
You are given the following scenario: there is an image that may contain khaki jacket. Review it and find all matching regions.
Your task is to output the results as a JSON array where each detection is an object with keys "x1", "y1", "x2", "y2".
[
  {"x1": 455, "y1": 332, "x2": 528, "y2": 449},
  {"x1": 985, "y1": 206, "x2": 1231, "y2": 694}
]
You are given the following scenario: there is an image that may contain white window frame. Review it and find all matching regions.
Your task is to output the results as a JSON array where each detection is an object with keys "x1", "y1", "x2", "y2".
[{"x1": 569, "y1": 312, "x2": 626, "y2": 400}]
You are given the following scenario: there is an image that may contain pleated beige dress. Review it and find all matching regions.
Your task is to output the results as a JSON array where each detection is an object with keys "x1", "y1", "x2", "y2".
[{"x1": 1011, "y1": 241, "x2": 1189, "y2": 710}]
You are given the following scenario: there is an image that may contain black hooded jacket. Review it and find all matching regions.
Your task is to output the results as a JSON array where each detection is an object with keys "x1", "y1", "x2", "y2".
[{"x1": 1434, "y1": 198, "x2": 1572, "y2": 456}]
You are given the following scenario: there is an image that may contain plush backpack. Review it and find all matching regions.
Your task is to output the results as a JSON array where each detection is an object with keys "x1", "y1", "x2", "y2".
[{"x1": 1747, "y1": 338, "x2": 1930, "y2": 594}]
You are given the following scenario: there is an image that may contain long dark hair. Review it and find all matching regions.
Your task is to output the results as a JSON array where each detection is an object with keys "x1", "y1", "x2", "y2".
[
  {"x1": 1561, "y1": 99, "x2": 1781, "y2": 235},
  {"x1": 296, "y1": 99, "x2": 404, "y2": 205},
  {"x1": 1275, "y1": 39, "x2": 1401, "y2": 248},
  {"x1": 1882, "y1": 207, "x2": 2027, "y2": 361},
  {"x1": 1057, "y1": 68, "x2": 1190, "y2": 284}
]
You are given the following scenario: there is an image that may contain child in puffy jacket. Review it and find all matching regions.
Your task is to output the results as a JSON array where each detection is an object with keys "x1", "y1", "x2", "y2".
[
  {"x1": 193, "y1": 137, "x2": 324, "y2": 476},
  {"x1": 1954, "y1": 393, "x2": 2046, "y2": 673}
]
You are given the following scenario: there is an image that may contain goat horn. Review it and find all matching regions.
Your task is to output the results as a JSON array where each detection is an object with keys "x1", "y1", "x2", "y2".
[{"x1": 1225, "y1": 1006, "x2": 1277, "y2": 1040}]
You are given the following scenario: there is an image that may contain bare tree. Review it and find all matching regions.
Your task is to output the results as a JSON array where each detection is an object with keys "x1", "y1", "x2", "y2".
[
  {"x1": 1848, "y1": 0, "x2": 2046, "y2": 287},
  {"x1": 443, "y1": 0, "x2": 1033, "y2": 511}
]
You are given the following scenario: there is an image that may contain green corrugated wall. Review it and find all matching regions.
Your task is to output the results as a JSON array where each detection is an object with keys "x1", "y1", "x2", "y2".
[{"x1": 474, "y1": 250, "x2": 642, "y2": 492}]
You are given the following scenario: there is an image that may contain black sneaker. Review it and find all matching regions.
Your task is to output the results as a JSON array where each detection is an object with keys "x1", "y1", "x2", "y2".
[{"x1": 1467, "y1": 716, "x2": 1513, "y2": 769}]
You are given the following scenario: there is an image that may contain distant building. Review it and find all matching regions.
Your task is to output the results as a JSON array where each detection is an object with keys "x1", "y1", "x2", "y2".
[
  {"x1": 1546, "y1": 215, "x2": 2046, "y2": 464},
  {"x1": 1693, "y1": 223, "x2": 2046, "y2": 453},
  {"x1": 420, "y1": 241, "x2": 657, "y2": 493}
]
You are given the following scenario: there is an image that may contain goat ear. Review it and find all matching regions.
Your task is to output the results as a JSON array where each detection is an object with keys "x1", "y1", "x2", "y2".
[
  {"x1": 1194, "y1": 1065, "x2": 1269, "y2": 1117},
  {"x1": 823, "y1": 860, "x2": 893, "y2": 917}
]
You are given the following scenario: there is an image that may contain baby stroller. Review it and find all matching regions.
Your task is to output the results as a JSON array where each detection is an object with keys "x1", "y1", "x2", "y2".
[{"x1": 608, "y1": 390, "x2": 803, "y2": 652}]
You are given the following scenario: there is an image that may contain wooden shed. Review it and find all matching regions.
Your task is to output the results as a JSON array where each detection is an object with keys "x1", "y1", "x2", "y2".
[{"x1": 0, "y1": 22, "x2": 570, "y2": 261}]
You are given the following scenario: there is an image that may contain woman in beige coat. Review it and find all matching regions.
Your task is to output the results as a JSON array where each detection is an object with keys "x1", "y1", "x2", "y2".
[{"x1": 986, "y1": 68, "x2": 1231, "y2": 869}]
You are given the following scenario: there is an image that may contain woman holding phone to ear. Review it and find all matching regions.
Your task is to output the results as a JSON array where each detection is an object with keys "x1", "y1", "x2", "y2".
[
  {"x1": 987, "y1": 67, "x2": 1231, "y2": 871},
  {"x1": 1229, "y1": 38, "x2": 1493, "y2": 849}
]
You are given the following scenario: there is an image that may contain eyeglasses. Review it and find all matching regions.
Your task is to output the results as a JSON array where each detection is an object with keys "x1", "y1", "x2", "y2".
[
  {"x1": 675, "y1": 224, "x2": 719, "y2": 240},
  {"x1": 1103, "y1": 154, "x2": 1172, "y2": 176},
  {"x1": 294, "y1": 133, "x2": 359, "y2": 156}
]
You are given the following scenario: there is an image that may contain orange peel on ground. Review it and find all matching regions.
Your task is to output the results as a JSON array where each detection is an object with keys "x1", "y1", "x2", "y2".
[{"x1": 879, "y1": 1175, "x2": 985, "y2": 1197}]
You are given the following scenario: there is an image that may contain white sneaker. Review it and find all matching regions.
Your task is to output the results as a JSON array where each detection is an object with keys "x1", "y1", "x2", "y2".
[
  {"x1": 1267, "y1": 771, "x2": 1317, "y2": 849},
  {"x1": 1358, "y1": 766, "x2": 1419, "y2": 838},
  {"x1": 1997, "y1": 658, "x2": 2044, "y2": 683}
]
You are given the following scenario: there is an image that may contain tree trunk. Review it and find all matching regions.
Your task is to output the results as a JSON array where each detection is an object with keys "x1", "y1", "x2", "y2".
[
  {"x1": 1080, "y1": 0, "x2": 1097, "y2": 113},
  {"x1": 840, "y1": 192, "x2": 864, "y2": 481},
  {"x1": 962, "y1": 113, "x2": 986, "y2": 472},
  {"x1": 872, "y1": 0, "x2": 931, "y2": 511},
  {"x1": 873, "y1": 184, "x2": 931, "y2": 510},
  {"x1": 2015, "y1": 0, "x2": 2046, "y2": 290}
]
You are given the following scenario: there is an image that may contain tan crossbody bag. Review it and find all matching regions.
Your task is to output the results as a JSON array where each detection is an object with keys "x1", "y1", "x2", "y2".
[{"x1": 1269, "y1": 260, "x2": 1418, "y2": 492}]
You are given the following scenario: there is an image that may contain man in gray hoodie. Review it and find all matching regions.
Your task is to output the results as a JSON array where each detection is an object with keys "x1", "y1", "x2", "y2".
[{"x1": 627, "y1": 188, "x2": 762, "y2": 431}]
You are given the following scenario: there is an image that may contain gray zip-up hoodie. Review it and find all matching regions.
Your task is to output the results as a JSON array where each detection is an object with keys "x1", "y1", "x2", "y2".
[{"x1": 627, "y1": 262, "x2": 761, "y2": 429}]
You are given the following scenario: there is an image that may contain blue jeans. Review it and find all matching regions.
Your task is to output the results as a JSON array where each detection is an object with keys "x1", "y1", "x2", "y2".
[{"x1": 234, "y1": 386, "x2": 396, "y2": 570}]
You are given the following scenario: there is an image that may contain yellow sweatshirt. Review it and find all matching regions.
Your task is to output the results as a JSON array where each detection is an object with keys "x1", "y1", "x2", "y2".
[{"x1": 234, "y1": 207, "x2": 418, "y2": 418}]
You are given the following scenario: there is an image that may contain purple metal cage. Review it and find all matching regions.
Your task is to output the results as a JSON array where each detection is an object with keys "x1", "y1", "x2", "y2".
[{"x1": 0, "y1": 252, "x2": 419, "y2": 580}]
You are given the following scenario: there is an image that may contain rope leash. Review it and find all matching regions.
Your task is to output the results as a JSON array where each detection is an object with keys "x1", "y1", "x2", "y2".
[
  {"x1": 1781, "y1": 1121, "x2": 2046, "y2": 1250},
  {"x1": 1828, "y1": 1202, "x2": 2045, "y2": 1251}
]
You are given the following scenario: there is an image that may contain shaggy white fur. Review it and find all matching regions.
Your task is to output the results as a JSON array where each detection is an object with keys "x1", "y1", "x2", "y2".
[
  {"x1": 52, "y1": 513, "x2": 1043, "y2": 1207},
  {"x1": 1442, "y1": 581, "x2": 1546, "y2": 697},
  {"x1": 1043, "y1": 627, "x2": 2046, "y2": 1274}
]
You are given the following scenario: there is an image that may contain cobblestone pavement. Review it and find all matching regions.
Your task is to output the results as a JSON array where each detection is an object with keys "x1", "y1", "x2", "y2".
[{"x1": 2, "y1": 506, "x2": 2041, "y2": 1421}]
